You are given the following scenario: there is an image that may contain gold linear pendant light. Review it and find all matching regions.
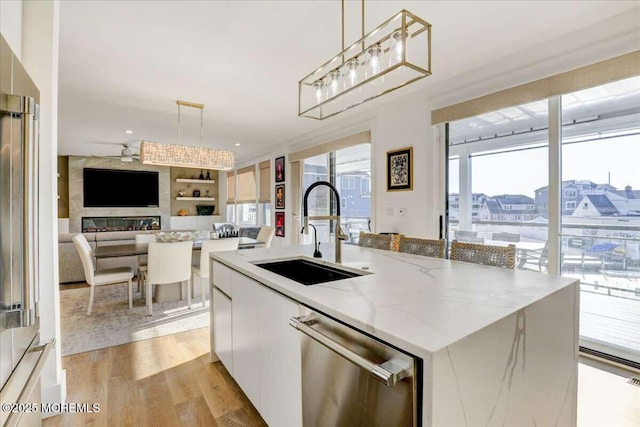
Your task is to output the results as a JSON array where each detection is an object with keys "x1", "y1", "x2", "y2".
[
  {"x1": 298, "y1": 0, "x2": 432, "y2": 120},
  {"x1": 140, "y1": 100, "x2": 235, "y2": 170}
]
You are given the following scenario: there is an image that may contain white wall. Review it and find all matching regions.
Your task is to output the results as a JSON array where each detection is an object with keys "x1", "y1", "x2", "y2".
[
  {"x1": 20, "y1": 0, "x2": 66, "y2": 415},
  {"x1": 373, "y1": 93, "x2": 441, "y2": 238},
  {"x1": 0, "y1": 0, "x2": 22, "y2": 58}
]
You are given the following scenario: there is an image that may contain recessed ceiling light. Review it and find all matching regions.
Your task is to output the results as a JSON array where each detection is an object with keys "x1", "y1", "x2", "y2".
[
  {"x1": 235, "y1": 143, "x2": 240, "y2": 146},
  {"x1": 125, "y1": 130, "x2": 133, "y2": 134}
]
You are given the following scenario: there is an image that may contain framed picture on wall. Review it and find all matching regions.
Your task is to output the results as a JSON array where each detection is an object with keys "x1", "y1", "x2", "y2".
[
  {"x1": 386, "y1": 146, "x2": 413, "y2": 191},
  {"x1": 275, "y1": 184, "x2": 285, "y2": 209},
  {"x1": 275, "y1": 212, "x2": 285, "y2": 237},
  {"x1": 275, "y1": 156, "x2": 285, "y2": 183}
]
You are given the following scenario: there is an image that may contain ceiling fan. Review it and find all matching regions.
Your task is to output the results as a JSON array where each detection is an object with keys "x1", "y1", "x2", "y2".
[{"x1": 89, "y1": 142, "x2": 141, "y2": 162}]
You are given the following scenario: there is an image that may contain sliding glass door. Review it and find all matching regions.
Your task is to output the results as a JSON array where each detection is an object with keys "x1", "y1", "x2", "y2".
[
  {"x1": 561, "y1": 76, "x2": 640, "y2": 363},
  {"x1": 448, "y1": 102, "x2": 549, "y2": 271},
  {"x1": 302, "y1": 143, "x2": 371, "y2": 245},
  {"x1": 445, "y1": 75, "x2": 640, "y2": 366}
]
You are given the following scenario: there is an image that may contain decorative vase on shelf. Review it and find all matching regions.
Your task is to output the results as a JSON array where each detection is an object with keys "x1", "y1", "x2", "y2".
[
  {"x1": 205, "y1": 190, "x2": 210, "y2": 198},
  {"x1": 206, "y1": 171, "x2": 211, "y2": 180},
  {"x1": 193, "y1": 189, "x2": 201, "y2": 197},
  {"x1": 199, "y1": 169, "x2": 205, "y2": 180}
]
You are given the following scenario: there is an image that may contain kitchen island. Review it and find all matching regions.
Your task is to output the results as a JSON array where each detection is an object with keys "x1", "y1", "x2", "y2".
[{"x1": 209, "y1": 244, "x2": 579, "y2": 426}]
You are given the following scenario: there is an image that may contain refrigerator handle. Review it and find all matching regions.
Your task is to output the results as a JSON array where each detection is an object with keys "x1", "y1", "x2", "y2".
[
  {"x1": 1, "y1": 94, "x2": 39, "y2": 328},
  {"x1": 2, "y1": 339, "x2": 55, "y2": 427}
]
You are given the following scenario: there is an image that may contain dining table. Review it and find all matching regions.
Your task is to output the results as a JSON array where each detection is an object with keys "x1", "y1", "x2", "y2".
[
  {"x1": 93, "y1": 236, "x2": 264, "y2": 303},
  {"x1": 93, "y1": 236, "x2": 264, "y2": 259}
]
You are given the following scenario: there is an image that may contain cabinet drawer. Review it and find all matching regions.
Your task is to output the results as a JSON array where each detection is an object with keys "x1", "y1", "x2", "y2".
[{"x1": 212, "y1": 261, "x2": 233, "y2": 296}]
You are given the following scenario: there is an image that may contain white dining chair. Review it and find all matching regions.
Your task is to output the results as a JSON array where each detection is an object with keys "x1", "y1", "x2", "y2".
[
  {"x1": 191, "y1": 237, "x2": 239, "y2": 306},
  {"x1": 73, "y1": 234, "x2": 134, "y2": 315},
  {"x1": 256, "y1": 226, "x2": 275, "y2": 248},
  {"x1": 134, "y1": 233, "x2": 157, "y2": 295},
  {"x1": 145, "y1": 241, "x2": 193, "y2": 316}
]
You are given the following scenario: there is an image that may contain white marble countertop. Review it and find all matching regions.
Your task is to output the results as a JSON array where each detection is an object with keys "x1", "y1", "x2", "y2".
[{"x1": 211, "y1": 244, "x2": 578, "y2": 357}]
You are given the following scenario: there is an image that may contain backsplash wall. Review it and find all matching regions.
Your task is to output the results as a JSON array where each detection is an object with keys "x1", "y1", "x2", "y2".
[{"x1": 68, "y1": 156, "x2": 171, "y2": 232}]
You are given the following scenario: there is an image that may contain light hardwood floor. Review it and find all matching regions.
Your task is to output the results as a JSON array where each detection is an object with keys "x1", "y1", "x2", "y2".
[
  {"x1": 43, "y1": 326, "x2": 640, "y2": 427},
  {"x1": 42, "y1": 327, "x2": 266, "y2": 427}
]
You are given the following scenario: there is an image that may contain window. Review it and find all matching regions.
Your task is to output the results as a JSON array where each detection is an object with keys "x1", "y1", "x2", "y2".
[
  {"x1": 448, "y1": 99, "x2": 549, "y2": 272},
  {"x1": 236, "y1": 165, "x2": 257, "y2": 225},
  {"x1": 302, "y1": 143, "x2": 371, "y2": 245},
  {"x1": 564, "y1": 189, "x2": 577, "y2": 198},
  {"x1": 262, "y1": 203, "x2": 271, "y2": 226},
  {"x1": 561, "y1": 76, "x2": 640, "y2": 364},
  {"x1": 237, "y1": 203, "x2": 256, "y2": 224},
  {"x1": 258, "y1": 160, "x2": 271, "y2": 226},
  {"x1": 565, "y1": 201, "x2": 576, "y2": 210},
  {"x1": 342, "y1": 176, "x2": 355, "y2": 189},
  {"x1": 361, "y1": 177, "x2": 371, "y2": 197}
]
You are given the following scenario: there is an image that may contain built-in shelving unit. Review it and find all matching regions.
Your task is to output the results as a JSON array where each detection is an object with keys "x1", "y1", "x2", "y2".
[
  {"x1": 170, "y1": 167, "x2": 219, "y2": 216},
  {"x1": 175, "y1": 178, "x2": 216, "y2": 185}
]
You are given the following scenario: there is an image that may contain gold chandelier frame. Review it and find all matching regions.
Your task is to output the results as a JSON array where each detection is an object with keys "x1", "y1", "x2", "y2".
[{"x1": 298, "y1": 3, "x2": 432, "y2": 120}]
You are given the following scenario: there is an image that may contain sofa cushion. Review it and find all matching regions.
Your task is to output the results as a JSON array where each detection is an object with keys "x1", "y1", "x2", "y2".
[
  {"x1": 59, "y1": 232, "x2": 97, "y2": 243},
  {"x1": 95, "y1": 230, "x2": 156, "y2": 242}
]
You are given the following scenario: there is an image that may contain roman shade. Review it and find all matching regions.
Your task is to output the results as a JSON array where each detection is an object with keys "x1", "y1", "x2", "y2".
[
  {"x1": 259, "y1": 160, "x2": 271, "y2": 203},
  {"x1": 236, "y1": 165, "x2": 256, "y2": 203},
  {"x1": 226, "y1": 171, "x2": 235, "y2": 204},
  {"x1": 432, "y1": 51, "x2": 640, "y2": 125},
  {"x1": 289, "y1": 130, "x2": 371, "y2": 163}
]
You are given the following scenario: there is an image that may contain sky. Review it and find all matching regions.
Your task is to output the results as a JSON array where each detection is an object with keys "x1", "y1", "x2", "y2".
[{"x1": 449, "y1": 134, "x2": 640, "y2": 198}]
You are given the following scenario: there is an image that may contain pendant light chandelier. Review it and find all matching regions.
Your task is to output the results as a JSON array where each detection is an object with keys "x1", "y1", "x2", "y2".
[
  {"x1": 298, "y1": 1, "x2": 432, "y2": 120},
  {"x1": 140, "y1": 100, "x2": 235, "y2": 170}
]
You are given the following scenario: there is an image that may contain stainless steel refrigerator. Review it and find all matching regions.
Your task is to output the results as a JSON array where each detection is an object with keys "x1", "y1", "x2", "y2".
[{"x1": 0, "y1": 35, "x2": 54, "y2": 427}]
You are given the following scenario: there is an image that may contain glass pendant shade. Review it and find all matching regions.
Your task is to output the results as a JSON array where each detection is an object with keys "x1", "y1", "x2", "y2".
[
  {"x1": 140, "y1": 141, "x2": 235, "y2": 170},
  {"x1": 139, "y1": 100, "x2": 235, "y2": 170},
  {"x1": 299, "y1": 9, "x2": 431, "y2": 120}
]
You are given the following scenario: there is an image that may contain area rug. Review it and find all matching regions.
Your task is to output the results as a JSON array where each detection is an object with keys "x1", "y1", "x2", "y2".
[{"x1": 60, "y1": 283, "x2": 209, "y2": 356}]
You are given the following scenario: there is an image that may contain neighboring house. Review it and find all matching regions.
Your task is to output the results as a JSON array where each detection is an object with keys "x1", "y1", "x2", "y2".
[
  {"x1": 480, "y1": 194, "x2": 537, "y2": 221},
  {"x1": 573, "y1": 192, "x2": 640, "y2": 217},
  {"x1": 535, "y1": 180, "x2": 618, "y2": 218},
  {"x1": 448, "y1": 193, "x2": 489, "y2": 220},
  {"x1": 302, "y1": 164, "x2": 371, "y2": 218},
  {"x1": 612, "y1": 185, "x2": 640, "y2": 200},
  {"x1": 337, "y1": 172, "x2": 371, "y2": 218}
]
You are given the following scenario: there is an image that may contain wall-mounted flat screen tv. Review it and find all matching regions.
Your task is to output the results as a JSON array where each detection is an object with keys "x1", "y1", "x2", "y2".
[{"x1": 83, "y1": 168, "x2": 159, "y2": 208}]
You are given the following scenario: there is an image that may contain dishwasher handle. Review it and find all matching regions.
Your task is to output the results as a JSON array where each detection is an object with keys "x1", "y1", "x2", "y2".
[{"x1": 289, "y1": 316, "x2": 411, "y2": 387}]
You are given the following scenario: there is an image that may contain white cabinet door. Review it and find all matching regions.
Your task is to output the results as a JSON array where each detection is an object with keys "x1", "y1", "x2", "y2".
[
  {"x1": 258, "y1": 286, "x2": 302, "y2": 427},
  {"x1": 231, "y1": 272, "x2": 261, "y2": 408},
  {"x1": 212, "y1": 287, "x2": 233, "y2": 374}
]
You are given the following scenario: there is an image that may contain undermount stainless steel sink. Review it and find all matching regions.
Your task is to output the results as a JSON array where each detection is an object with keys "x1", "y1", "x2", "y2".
[{"x1": 254, "y1": 258, "x2": 369, "y2": 286}]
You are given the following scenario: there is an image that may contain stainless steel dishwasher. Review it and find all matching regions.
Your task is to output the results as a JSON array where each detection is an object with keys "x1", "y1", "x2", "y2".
[{"x1": 290, "y1": 307, "x2": 421, "y2": 427}]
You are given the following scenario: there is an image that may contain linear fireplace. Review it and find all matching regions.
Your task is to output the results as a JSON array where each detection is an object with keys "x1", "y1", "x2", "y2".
[{"x1": 82, "y1": 216, "x2": 161, "y2": 233}]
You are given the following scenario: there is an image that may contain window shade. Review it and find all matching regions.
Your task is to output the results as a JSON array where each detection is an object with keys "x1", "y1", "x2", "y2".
[
  {"x1": 236, "y1": 165, "x2": 256, "y2": 203},
  {"x1": 432, "y1": 51, "x2": 640, "y2": 125},
  {"x1": 226, "y1": 171, "x2": 235, "y2": 204},
  {"x1": 259, "y1": 160, "x2": 271, "y2": 203},
  {"x1": 289, "y1": 130, "x2": 371, "y2": 163}
]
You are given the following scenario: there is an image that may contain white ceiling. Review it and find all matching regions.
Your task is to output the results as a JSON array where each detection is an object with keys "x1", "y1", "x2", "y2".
[{"x1": 58, "y1": 1, "x2": 640, "y2": 164}]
